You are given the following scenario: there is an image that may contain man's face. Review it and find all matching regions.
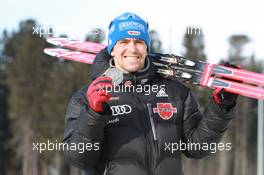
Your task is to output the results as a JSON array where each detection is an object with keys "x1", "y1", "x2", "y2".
[{"x1": 111, "y1": 38, "x2": 148, "y2": 73}]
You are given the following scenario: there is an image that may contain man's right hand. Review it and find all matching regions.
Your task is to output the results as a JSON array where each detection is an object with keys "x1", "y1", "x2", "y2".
[{"x1": 86, "y1": 76, "x2": 113, "y2": 112}]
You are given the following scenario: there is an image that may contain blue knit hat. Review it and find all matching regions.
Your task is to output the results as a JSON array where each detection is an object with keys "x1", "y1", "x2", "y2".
[{"x1": 107, "y1": 12, "x2": 150, "y2": 54}]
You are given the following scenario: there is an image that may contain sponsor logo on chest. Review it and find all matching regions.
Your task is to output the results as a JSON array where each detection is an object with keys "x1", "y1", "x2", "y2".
[
  {"x1": 156, "y1": 89, "x2": 168, "y2": 97},
  {"x1": 153, "y1": 103, "x2": 177, "y2": 120},
  {"x1": 110, "y1": 104, "x2": 132, "y2": 116}
]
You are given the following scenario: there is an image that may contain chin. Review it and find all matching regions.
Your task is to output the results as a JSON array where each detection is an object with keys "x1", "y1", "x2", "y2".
[{"x1": 125, "y1": 66, "x2": 141, "y2": 72}]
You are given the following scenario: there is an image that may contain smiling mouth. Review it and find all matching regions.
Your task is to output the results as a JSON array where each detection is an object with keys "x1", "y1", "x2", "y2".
[{"x1": 124, "y1": 56, "x2": 140, "y2": 59}]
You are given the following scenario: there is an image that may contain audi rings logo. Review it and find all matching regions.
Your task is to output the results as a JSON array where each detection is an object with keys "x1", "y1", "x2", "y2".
[{"x1": 111, "y1": 105, "x2": 132, "y2": 116}]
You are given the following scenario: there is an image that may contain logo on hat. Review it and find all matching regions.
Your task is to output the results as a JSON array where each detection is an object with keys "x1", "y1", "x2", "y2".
[
  {"x1": 127, "y1": 31, "x2": 140, "y2": 36},
  {"x1": 153, "y1": 103, "x2": 177, "y2": 120},
  {"x1": 107, "y1": 12, "x2": 150, "y2": 54}
]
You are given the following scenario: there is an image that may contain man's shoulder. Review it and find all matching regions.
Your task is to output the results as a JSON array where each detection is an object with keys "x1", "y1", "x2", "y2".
[
  {"x1": 154, "y1": 76, "x2": 189, "y2": 90},
  {"x1": 153, "y1": 76, "x2": 190, "y2": 99},
  {"x1": 69, "y1": 85, "x2": 89, "y2": 101}
]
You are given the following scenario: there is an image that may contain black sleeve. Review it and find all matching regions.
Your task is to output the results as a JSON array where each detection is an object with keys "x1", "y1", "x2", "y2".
[
  {"x1": 90, "y1": 47, "x2": 111, "y2": 80},
  {"x1": 62, "y1": 87, "x2": 111, "y2": 169},
  {"x1": 181, "y1": 89, "x2": 236, "y2": 158}
]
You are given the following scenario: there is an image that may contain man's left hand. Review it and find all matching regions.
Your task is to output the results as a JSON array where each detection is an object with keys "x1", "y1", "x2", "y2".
[
  {"x1": 213, "y1": 88, "x2": 238, "y2": 111},
  {"x1": 212, "y1": 62, "x2": 240, "y2": 111}
]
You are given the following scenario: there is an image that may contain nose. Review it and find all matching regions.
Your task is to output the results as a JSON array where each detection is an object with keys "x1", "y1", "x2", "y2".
[{"x1": 127, "y1": 40, "x2": 137, "y2": 53}]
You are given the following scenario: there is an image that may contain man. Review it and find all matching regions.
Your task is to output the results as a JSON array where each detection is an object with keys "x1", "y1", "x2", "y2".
[{"x1": 63, "y1": 12, "x2": 238, "y2": 175}]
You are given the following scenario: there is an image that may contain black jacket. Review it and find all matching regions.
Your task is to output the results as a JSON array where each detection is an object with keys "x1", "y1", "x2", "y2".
[{"x1": 63, "y1": 48, "x2": 236, "y2": 175}]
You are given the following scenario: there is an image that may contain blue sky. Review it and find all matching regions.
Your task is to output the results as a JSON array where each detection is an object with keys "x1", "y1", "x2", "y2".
[{"x1": 1, "y1": 0, "x2": 264, "y2": 63}]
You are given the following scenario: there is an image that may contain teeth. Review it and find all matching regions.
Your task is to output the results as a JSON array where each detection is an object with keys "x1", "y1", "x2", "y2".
[{"x1": 125, "y1": 56, "x2": 139, "y2": 58}]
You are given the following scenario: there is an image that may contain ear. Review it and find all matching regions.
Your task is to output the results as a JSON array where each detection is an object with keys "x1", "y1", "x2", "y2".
[{"x1": 111, "y1": 52, "x2": 114, "y2": 56}]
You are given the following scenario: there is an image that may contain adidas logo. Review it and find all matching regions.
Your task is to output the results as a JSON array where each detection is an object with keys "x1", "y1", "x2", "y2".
[{"x1": 156, "y1": 89, "x2": 168, "y2": 97}]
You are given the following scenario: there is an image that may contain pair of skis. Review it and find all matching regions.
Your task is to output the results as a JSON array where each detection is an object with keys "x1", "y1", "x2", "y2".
[{"x1": 44, "y1": 37, "x2": 264, "y2": 100}]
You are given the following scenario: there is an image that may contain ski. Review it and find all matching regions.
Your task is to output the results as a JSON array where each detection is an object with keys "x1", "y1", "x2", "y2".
[
  {"x1": 150, "y1": 53, "x2": 264, "y2": 86},
  {"x1": 44, "y1": 48, "x2": 95, "y2": 64},
  {"x1": 46, "y1": 37, "x2": 264, "y2": 86},
  {"x1": 154, "y1": 65, "x2": 264, "y2": 99},
  {"x1": 46, "y1": 37, "x2": 106, "y2": 54},
  {"x1": 44, "y1": 38, "x2": 264, "y2": 100},
  {"x1": 150, "y1": 53, "x2": 264, "y2": 100}
]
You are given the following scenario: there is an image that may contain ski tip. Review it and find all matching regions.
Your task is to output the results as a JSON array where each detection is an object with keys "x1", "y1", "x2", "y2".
[
  {"x1": 47, "y1": 37, "x2": 67, "y2": 46},
  {"x1": 44, "y1": 48, "x2": 68, "y2": 57},
  {"x1": 44, "y1": 48, "x2": 57, "y2": 56}
]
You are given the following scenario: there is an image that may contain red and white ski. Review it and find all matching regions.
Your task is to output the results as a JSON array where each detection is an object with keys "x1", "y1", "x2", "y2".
[
  {"x1": 44, "y1": 37, "x2": 264, "y2": 100},
  {"x1": 44, "y1": 48, "x2": 95, "y2": 64},
  {"x1": 47, "y1": 37, "x2": 106, "y2": 53}
]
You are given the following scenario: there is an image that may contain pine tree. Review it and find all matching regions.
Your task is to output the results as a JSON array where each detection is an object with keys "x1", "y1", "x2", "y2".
[
  {"x1": 218, "y1": 35, "x2": 259, "y2": 175},
  {"x1": 149, "y1": 30, "x2": 162, "y2": 53},
  {"x1": 181, "y1": 27, "x2": 216, "y2": 175},
  {"x1": 182, "y1": 27, "x2": 209, "y2": 107},
  {"x1": 4, "y1": 19, "x2": 54, "y2": 175},
  {"x1": 0, "y1": 70, "x2": 10, "y2": 175},
  {"x1": 3, "y1": 19, "x2": 104, "y2": 175},
  {"x1": 0, "y1": 29, "x2": 11, "y2": 175}
]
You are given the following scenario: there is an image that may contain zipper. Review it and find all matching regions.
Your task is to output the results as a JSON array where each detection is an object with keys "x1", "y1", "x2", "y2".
[
  {"x1": 133, "y1": 76, "x2": 157, "y2": 175},
  {"x1": 133, "y1": 91, "x2": 153, "y2": 175},
  {"x1": 147, "y1": 103, "x2": 157, "y2": 141},
  {"x1": 103, "y1": 163, "x2": 108, "y2": 175},
  {"x1": 147, "y1": 103, "x2": 159, "y2": 175}
]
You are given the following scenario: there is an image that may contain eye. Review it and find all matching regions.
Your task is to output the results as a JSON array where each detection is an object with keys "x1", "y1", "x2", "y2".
[
  {"x1": 118, "y1": 40, "x2": 129, "y2": 44},
  {"x1": 135, "y1": 40, "x2": 146, "y2": 47},
  {"x1": 135, "y1": 40, "x2": 145, "y2": 44}
]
